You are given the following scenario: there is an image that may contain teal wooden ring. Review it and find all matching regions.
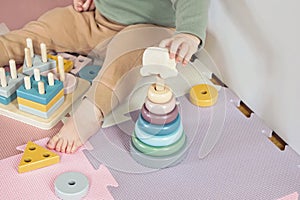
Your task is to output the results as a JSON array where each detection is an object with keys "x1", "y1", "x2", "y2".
[
  {"x1": 145, "y1": 96, "x2": 176, "y2": 115},
  {"x1": 141, "y1": 104, "x2": 179, "y2": 125},
  {"x1": 132, "y1": 131, "x2": 186, "y2": 157},
  {"x1": 135, "y1": 122, "x2": 183, "y2": 147},
  {"x1": 137, "y1": 113, "x2": 180, "y2": 136}
]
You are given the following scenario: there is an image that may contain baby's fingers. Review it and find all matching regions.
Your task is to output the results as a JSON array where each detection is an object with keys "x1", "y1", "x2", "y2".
[
  {"x1": 169, "y1": 38, "x2": 185, "y2": 59},
  {"x1": 82, "y1": 0, "x2": 93, "y2": 11},
  {"x1": 176, "y1": 43, "x2": 189, "y2": 64},
  {"x1": 159, "y1": 38, "x2": 172, "y2": 48},
  {"x1": 73, "y1": 0, "x2": 83, "y2": 12},
  {"x1": 183, "y1": 48, "x2": 194, "y2": 65}
]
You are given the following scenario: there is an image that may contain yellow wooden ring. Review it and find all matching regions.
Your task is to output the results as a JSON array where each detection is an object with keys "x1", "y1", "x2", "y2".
[
  {"x1": 147, "y1": 84, "x2": 173, "y2": 104},
  {"x1": 189, "y1": 84, "x2": 218, "y2": 107}
]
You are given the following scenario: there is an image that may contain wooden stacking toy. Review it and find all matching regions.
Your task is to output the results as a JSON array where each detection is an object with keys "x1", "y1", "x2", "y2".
[
  {"x1": 130, "y1": 47, "x2": 188, "y2": 168},
  {"x1": 16, "y1": 68, "x2": 64, "y2": 119}
]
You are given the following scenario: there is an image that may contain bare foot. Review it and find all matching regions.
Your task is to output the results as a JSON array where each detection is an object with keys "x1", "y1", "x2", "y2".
[
  {"x1": 47, "y1": 98, "x2": 102, "y2": 153},
  {"x1": 47, "y1": 116, "x2": 84, "y2": 153}
]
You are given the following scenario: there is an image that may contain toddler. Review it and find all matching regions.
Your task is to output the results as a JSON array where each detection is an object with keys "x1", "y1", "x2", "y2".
[{"x1": 0, "y1": 0, "x2": 210, "y2": 153}]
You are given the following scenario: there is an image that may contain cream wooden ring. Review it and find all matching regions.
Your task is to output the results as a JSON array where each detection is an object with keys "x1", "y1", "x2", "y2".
[
  {"x1": 145, "y1": 96, "x2": 176, "y2": 115},
  {"x1": 147, "y1": 84, "x2": 173, "y2": 104}
]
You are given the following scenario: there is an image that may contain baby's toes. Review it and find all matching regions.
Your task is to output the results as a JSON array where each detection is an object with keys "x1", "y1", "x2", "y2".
[
  {"x1": 55, "y1": 139, "x2": 64, "y2": 152},
  {"x1": 70, "y1": 140, "x2": 83, "y2": 153},
  {"x1": 61, "y1": 139, "x2": 69, "y2": 153},
  {"x1": 66, "y1": 141, "x2": 74, "y2": 154},
  {"x1": 47, "y1": 134, "x2": 61, "y2": 149}
]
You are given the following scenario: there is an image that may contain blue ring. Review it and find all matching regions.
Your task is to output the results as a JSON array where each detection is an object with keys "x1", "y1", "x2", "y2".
[
  {"x1": 137, "y1": 114, "x2": 180, "y2": 136},
  {"x1": 135, "y1": 122, "x2": 184, "y2": 147}
]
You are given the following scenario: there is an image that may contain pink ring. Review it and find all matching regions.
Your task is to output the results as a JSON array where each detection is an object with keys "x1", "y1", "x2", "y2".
[{"x1": 141, "y1": 104, "x2": 179, "y2": 125}]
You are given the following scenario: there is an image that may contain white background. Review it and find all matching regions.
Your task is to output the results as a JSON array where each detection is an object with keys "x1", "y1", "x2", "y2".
[{"x1": 205, "y1": 0, "x2": 300, "y2": 155}]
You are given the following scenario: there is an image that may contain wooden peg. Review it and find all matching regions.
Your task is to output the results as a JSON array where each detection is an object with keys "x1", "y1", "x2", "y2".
[
  {"x1": 48, "y1": 72, "x2": 54, "y2": 86},
  {"x1": 26, "y1": 38, "x2": 34, "y2": 57},
  {"x1": 24, "y1": 48, "x2": 32, "y2": 67},
  {"x1": 40, "y1": 43, "x2": 47, "y2": 63},
  {"x1": 38, "y1": 81, "x2": 45, "y2": 94},
  {"x1": 9, "y1": 59, "x2": 17, "y2": 79},
  {"x1": 0, "y1": 67, "x2": 7, "y2": 87},
  {"x1": 155, "y1": 75, "x2": 165, "y2": 91},
  {"x1": 24, "y1": 76, "x2": 31, "y2": 90},
  {"x1": 58, "y1": 56, "x2": 65, "y2": 82},
  {"x1": 34, "y1": 68, "x2": 40, "y2": 81}
]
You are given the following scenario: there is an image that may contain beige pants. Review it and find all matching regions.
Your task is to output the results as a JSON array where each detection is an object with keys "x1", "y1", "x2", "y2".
[{"x1": 0, "y1": 6, "x2": 173, "y2": 117}]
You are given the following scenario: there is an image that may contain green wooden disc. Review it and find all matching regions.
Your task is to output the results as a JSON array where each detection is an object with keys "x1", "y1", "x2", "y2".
[{"x1": 132, "y1": 131, "x2": 186, "y2": 157}]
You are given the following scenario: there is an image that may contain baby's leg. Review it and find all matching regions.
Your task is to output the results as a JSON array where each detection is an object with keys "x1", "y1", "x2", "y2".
[
  {"x1": 47, "y1": 96, "x2": 103, "y2": 153},
  {"x1": 47, "y1": 49, "x2": 144, "y2": 153},
  {"x1": 88, "y1": 24, "x2": 175, "y2": 116},
  {"x1": 47, "y1": 25, "x2": 174, "y2": 153},
  {"x1": 0, "y1": 5, "x2": 122, "y2": 66},
  {"x1": 0, "y1": 5, "x2": 124, "y2": 153}
]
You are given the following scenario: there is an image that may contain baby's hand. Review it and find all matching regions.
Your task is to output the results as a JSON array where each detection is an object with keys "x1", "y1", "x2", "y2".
[
  {"x1": 159, "y1": 33, "x2": 201, "y2": 66},
  {"x1": 73, "y1": 0, "x2": 95, "y2": 12}
]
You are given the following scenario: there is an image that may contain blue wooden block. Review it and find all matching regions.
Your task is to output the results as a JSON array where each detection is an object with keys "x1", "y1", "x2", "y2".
[
  {"x1": 18, "y1": 96, "x2": 64, "y2": 118},
  {"x1": 22, "y1": 55, "x2": 56, "y2": 76},
  {"x1": 0, "y1": 92, "x2": 17, "y2": 105},
  {"x1": 137, "y1": 114, "x2": 181, "y2": 136},
  {"x1": 0, "y1": 72, "x2": 25, "y2": 98},
  {"x1": 78, "y1": 65, "x2": 101, "y2": 83},
  {"x1": 16, "y1": 75, "x2": 63, "y2": 105}
]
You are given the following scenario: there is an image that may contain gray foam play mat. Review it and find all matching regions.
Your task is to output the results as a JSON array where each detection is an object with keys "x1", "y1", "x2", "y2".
[{"x1": 83, "y1": 87, "x2": 300, "y2": 199}]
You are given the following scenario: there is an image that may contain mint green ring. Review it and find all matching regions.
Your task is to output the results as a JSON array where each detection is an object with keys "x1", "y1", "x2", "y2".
[{"x1": 132, "y1": 131, "x2": 186, "y2": 157}]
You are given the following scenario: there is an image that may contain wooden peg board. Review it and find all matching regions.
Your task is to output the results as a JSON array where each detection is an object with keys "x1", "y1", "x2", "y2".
[{"x1": 0, "y1": 78, "x2": 90, "y2": 130}]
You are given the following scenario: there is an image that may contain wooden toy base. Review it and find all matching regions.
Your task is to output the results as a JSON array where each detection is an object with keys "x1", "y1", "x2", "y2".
[{"x1": 0, "y1": 78, "x2": 90, "y2": 130}]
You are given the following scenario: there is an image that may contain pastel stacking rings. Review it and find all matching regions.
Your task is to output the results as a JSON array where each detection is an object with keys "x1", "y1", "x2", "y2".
[
  {"x1": 145, "y1": 96, "x2": 176, "y2": 115},
  {"x1": 137, "y1": 114, "x2": 181, "y2": 136},
  {"x1": 147, "y1": 84, "x2": 173, "y2": 104},
  {"x1": 135, "y1": 122, "x2": 183, "y2": 147},
  {"x1": 141, "y1": 104, "x2": 178, "y2": 125},
  {"x1": 132, "y1": 131, "x2": 186, "y2": 157}
]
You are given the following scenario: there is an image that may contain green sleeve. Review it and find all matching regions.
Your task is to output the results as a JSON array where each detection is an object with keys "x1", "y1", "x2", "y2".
[{"x1": 172, "y1": 0, "x2": 210, "y2": 45}]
